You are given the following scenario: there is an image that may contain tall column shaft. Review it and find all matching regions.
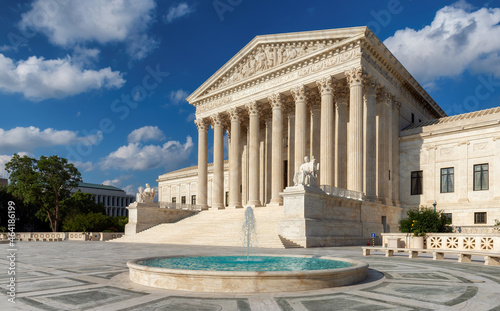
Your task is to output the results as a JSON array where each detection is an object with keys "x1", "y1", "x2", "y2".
[
  {"x1": 335, "y1": 84, "x2": 348, "y2": 189},
  {"x1": 229, "y1": 109, "x2": 242, "y2": 208},
  {"x1": 364, "y1": 80, "x2": 377, "y2": 199},
  {"x1": 269, "y1": 93, "x2": 284, "y2": 205},
  {"x1": 377, "y1": 91, "x2": 391, "y2": 203},
  {"x1": 265, "y1": 118, "x2": 272, "y2": 204},
  {"x1": 212, "y1": 115, "x2": 225, "y2": 209},
  {"x1": 287, "y1": 112, "x2": 295, "y2": 188},
  {"x1": 247, "y1": 101, "x2": 261, "y2": 206},
  {"x1": 317, "y1": 77, "x2": 335, "y2": 187},
  {"x1": 292, "y1": 86, "x2": 308, "y2": 170},
  {"x1": 310, "y1": 100, "x2": 321, "y2": 171},
  {"x1": 346, "y1": 68, "x2": 364, "y2": 193},
  {"x1": 392, "y1": 101, "x2": 401, "y2": 205},
  {"x1": 195, "y1": 119, "x2": 208, "y2": 209}
]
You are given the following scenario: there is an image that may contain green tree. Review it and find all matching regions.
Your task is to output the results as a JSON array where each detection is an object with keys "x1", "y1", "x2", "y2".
[
  {"x1": 6, "y1": 154, "x2": 82, "y2": 232},
  {"x1": 61, "y1": 191, "x2": 105, "y2": 217},
  {"x1": 62, "y1": 212, "x2": 112, "y2": 232},
  {"x1": 399, "y1": 207, "x2": 452, "y2": 236}
]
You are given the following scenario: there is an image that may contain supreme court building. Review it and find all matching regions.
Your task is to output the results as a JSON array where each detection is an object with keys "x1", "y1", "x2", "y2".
[{"x1": 158, "y1": 27, "x2": 500, "y2": 235}]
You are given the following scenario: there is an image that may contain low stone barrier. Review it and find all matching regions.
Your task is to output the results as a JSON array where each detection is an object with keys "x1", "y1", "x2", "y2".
[
  {"x1": 381, "y1": 233, "x2": 500, "y2": 252},
  {"x1": 5, "y1": 232, "x2": 124, "y2": 242}
]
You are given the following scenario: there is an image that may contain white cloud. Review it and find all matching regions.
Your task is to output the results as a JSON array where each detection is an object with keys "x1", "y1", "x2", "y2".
[
  {"x1": 101, "y1": 136, "x2": 194, "y2": 171},
  {"x1": 71, "y1": 46, "x2": 100, "y2": 65},
  {"x1": 384, "y1": 2, "x2": 500, "y2": 83},
  {"x1": 164, "y1": 3, "x2": 193, "y2": 23},
  {"x1": 0, "y1": 53, "x2": 124, "y2": 101},
  {"x1": 123, "y1": 184, "x2": 137, "y2": 195},
  {"x1": 0, "y1": 152, "x2": 31, "y2": 179},
  {"x1": 71, "y1": 161, "x2": 94, "y2": 172},
  {"x1": 169, "y1": 89, "x2": 189, "y2": 105},
  {"x1": 0, "y1": 127, "x2": 103, "y2": 154},
  {"x1": 19, "y1": 0, "x2": 158, "y2": 60},
  {"x1": 127, "y1": 126, "x2": 166, "y2": 143}
]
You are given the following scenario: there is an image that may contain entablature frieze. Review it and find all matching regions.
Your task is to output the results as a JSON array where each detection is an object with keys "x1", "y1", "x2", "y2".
[{"x1": 193, "y1": 44, "x2": 363, "y2": 117}]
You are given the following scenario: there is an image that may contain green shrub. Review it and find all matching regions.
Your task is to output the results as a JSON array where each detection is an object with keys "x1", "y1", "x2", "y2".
[{"x1": 399, "y1": 207, "x2": 452, "y2": 236}]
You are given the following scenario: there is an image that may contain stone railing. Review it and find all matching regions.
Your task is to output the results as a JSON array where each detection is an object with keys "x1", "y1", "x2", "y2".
[
  {"x1": 381, "y1": 233, "x2": 500, "y2": 252},
  {"x1": 160, "y1": 202, "x2": 203, "y2": 211},
  {"x1": 320, "y1": 185, "x2": 364, "y2": 201},
  {"x1": 0, "y1": 232, "x2": 123, "y2": 242},
  {"x1": 453, "y1": 226, "x2": 500, "y2": 234}
]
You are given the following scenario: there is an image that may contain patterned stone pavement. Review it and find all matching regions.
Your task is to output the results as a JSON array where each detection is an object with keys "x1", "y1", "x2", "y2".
[{"x1": 1, "y1": 241, "x2": 500, "y2": 310}]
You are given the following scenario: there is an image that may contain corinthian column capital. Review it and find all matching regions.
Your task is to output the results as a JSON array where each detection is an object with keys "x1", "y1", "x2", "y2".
[
  {"x1": 246, "y1": 101, "x2": 260, "y2": 116},
  {"x1": 228, "y1": 107, "x2": 241, "y2": 121},
  {"x1": 195, "y1": 118, "x2": 209, "y2": 132},
  {"x1": 345, "y1": 66, "x2": 366, "y2": 86},
  {"x1": 316, "y1": 76, "x2": 334, "y2": 95},
  {"x1": 268, "y1": 93, "x2": 285, "y2": 109},
  {"x1": 290, "y1": 85, "x2": 308, "y2": 101}
]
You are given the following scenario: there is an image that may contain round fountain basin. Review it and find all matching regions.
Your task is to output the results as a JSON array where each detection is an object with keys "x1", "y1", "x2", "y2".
[{"x1": 127, "y1": 255, "x2": 368, "y2": 293}]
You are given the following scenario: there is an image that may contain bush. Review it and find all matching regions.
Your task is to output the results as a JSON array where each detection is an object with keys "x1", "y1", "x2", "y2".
[
  {"x1": 62, "y1": 212, "x2": 113, "y2": 232},
  {"x1": 399, "y1": 207, "x2": 451, "y2": 236}
]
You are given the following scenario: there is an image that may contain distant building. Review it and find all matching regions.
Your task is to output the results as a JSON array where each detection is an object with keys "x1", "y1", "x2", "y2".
[
  {"x1": 0, "y1": 178, "x2": 7, "y2": 186},
  {"x1": 72, "y1": 182, "x2": 135, "y2": 217}
]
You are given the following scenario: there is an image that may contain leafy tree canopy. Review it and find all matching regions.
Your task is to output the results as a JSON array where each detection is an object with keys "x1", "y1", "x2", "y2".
[
  {"x1": 399, "y1": 207, "x2": 452, "y2": 236},
  {"x1": 6, "y1": 154, "x2": 81, "y2": 232}
]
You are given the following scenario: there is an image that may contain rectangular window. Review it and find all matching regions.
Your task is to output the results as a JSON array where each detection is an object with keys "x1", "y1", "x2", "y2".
[
  {"x1": 474, "y1": 212, "x2": 487, "y2": 224},
  {"x1": 225, "y1": 191, "x2": 229, "y2": 207},
  {"x1": 181, "y1": 196, "x2": 186, "y2": 204},
  {"x1": 411, "y1": 113, "x2": 415, "y2": 123},
  {"x1": 440, "y1": 167, "x2": 454, "y2": 193},
  {"x1": 474, "y1": 164, "x2": 489, "y2": 191},
  {"x1": 172, "y1": 197, "x2": 176, "y2": 203},
  {"x1": 443, "y1": 213, "x2": 452, "y2": 224},
  {"x1": 191, "y1": 195, "x2": 196, "y2": 205},
  {"x1": 411, "y1": 171, "x2": 423, "y2": 195}
]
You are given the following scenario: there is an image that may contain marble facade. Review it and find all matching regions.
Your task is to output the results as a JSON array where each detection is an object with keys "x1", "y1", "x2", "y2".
[{"x1": 157, "y1": 27, "x2": 500, "y2": 240}]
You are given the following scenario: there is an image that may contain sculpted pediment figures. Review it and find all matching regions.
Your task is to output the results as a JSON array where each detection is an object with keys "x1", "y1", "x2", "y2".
[{"x1": 204, "y1": 38, "x2": 350, "y2": 96}]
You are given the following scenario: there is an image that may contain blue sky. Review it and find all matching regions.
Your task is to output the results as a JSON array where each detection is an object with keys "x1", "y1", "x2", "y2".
[{"x1": 0, "y1": 0, "x2": 499, "y2": 194}]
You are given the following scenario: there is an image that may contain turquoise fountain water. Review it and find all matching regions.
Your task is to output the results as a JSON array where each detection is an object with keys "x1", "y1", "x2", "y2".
[{"x1": 128, "y1": 206, "x2": 368, "y2": 292}]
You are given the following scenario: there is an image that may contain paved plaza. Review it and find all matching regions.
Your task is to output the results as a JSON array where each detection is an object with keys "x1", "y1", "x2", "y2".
[{"x1": 2, "y1": 241, "x2": 500, "y2": 311}]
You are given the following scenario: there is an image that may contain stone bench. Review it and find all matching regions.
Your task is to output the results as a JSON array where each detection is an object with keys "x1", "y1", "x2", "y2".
[{"x1": 362, "y1": 246, "x2": 500, "y2": 266}]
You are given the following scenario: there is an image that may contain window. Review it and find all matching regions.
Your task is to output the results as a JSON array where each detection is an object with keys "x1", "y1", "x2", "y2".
[
  {"x1": 411, "y1": 171, "x2": 423, "y2": 195},
  {"x1": 440, "y1": 167, "x2": 454, "y2": 193},
  {"x1": 225, "y1": 191, "x2": 229, "y2": 207},
  {"x1": 474, "y1": 164, "x2": 489, "y2": 191},
  {"x1": 443, "y1": 213, "x2": 452, "y2": 224},
  {"x1": 181, "y1": 196, "x2": 186, "y2": 204},
  {"x1": 191, "y1": 195, "x2": 196, "y2": 205},
  {"x1": 474, "y1": 212, "x2": 487, "y2": 224},
  {"x1": 411, "y1": 113, "x2": 415, "y2": 123},
  {"x1": 172, "y1": 197, "x2": 176, "y2": 203}
]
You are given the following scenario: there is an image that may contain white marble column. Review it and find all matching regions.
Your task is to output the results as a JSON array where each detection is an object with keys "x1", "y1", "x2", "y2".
[
  {"x1": 287, "y1": 109, "x2": 295, "y2": 188},
  {"x1": 310, "y1": 95, "x2": 321, "y2": 173},
  {"x1": 335, "y1": 83, "x2": 348, "y2": 189},
  {"x1": 317, "y1": 76, "x2": 335, "y2": 187},
  {"x1": 392, "y1": 101, "x2": 401, "y2": 205},
  {"x1": 376, "y1": 91, "x2": 388, "y2": 202},
  {"x1": 364, "y1": 78, "x2": 377, "y2": 199},
  {"x1": 292, "y1": 86, "x2": 308, "y2": 171},
  {"x1": 259, "y1": 129, "x2": 265, "y2": 205},
  {"x1": 247, "y1": 101, "x2": 261, "y2": 206},
  {"x1": 265, "y1": 117, "x2": 272, "y2": 204},
  {"x1": 229, "y1": 108, "x2": 242, "y2": 208},
  {"x1": 211, "y1": 114, "x2": 225, "y2": 209},
  {"x1": 242, "y1": 130, "x2": 248, "y2": 206},
  {"x1": 269, "y1": 93, "x2": 284, "y2": 205},
  {"x1": 195, "y1": 118, "x2": 208, "y2": 209},
  {"x1": 345, "y1": 67, "x2": 364, "y2": 193}
]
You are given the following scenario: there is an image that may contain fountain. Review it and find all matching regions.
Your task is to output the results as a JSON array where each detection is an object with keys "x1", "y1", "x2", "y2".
[{"x1": 127, "y1": 206, "x2": 368, "y2": 293}]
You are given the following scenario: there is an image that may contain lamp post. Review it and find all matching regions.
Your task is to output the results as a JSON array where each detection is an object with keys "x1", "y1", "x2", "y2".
[{"x1": 433, "y1": 201, "x2": 437, "y2": 212}]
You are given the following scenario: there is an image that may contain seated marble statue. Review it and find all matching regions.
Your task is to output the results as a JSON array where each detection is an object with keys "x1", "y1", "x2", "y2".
[
  {"x1": 293, "y1": 156, "x2": 319, "y2": 187},
  {"x1": 136, "y1": 183, "x2": 156, "y2": 203}
]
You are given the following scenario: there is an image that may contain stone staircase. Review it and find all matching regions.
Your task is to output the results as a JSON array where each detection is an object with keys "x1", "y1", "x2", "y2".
[{"x1": 111, "y1": 205, "x2": 286, "y2": 248}]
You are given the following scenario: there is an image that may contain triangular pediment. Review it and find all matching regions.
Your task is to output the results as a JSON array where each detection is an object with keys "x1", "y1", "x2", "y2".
[{"x1": 187, "y1": 27, "x2": 368, "y2": 104}]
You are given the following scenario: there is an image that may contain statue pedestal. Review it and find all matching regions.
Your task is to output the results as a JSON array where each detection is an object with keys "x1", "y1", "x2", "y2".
[
  {"x1": 125, "y1": 202, "x2": 197, "y2": 235},
  {"x1": 279, "y1": 185, "x2": 364, "y2": 247}
]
